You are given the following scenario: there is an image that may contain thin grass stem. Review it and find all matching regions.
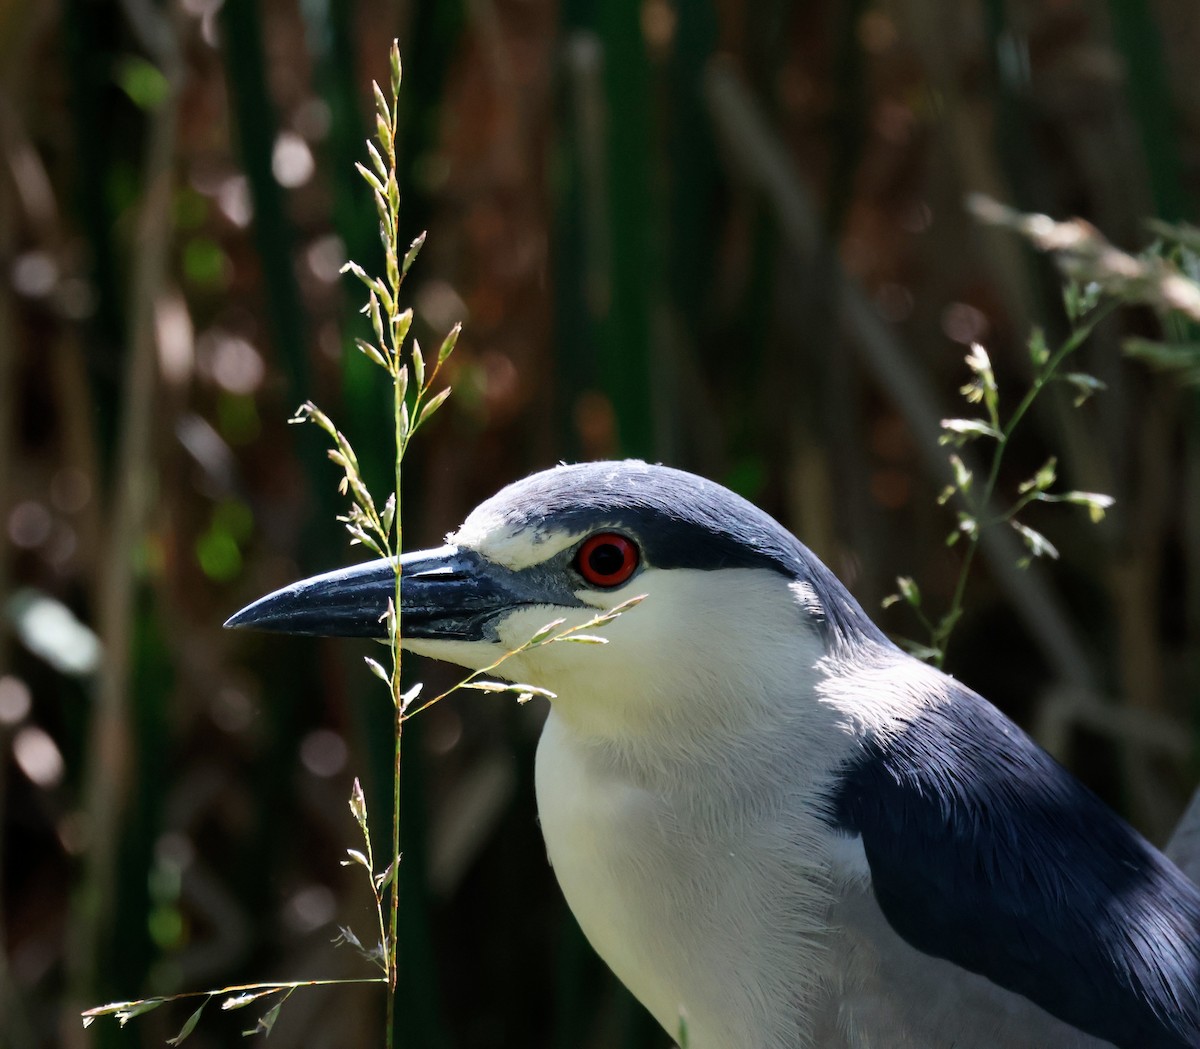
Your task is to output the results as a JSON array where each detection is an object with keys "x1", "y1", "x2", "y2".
[{"x1": 928, "y1": 300, "x2": 1119, "y2": 668}]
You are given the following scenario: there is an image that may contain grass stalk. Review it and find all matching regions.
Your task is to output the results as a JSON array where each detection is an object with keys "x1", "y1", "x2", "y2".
[
  {"x1": 82, "y1": 38, "x2": 643, "y2": 1046},
  {"x1": 888, "y1": 297, "x2": 1119, "y2": 667}
]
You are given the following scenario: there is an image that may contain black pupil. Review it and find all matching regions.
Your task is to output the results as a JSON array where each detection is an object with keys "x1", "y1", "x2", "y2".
[{"x1": 588, "y1": 542, "x2": 626, "y2": 578}]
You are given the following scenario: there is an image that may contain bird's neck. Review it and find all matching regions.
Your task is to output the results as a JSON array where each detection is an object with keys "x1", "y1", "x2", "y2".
[{"x1": 542, "y1": 662, "x2": 852, "y2": 803}]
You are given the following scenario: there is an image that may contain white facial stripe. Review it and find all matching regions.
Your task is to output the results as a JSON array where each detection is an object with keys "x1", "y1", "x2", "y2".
[
  {"x1": 444, "y1": 504, "x2": 507, "y2": 553},
  {"x1": 450, "y1": 515, "x2": 630, "y2": 573}
]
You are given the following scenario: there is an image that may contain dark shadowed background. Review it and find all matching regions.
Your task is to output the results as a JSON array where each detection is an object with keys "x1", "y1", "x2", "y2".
[{"x1": 2, "y1": 0, "x2": 1199, "y2": 1046}]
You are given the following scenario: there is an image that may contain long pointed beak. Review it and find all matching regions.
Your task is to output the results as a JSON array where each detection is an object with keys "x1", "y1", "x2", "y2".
[{"x1": 224, "y1": 545, "x2": 539, "y2": 641}]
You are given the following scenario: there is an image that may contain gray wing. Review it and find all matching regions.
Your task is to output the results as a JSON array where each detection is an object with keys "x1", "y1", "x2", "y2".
[
  {"x1": 1167, "y1": 785, "x2": 1200, "y2": 884},
  {"x1": 811, "y1": 874, "x2": 1118, "y2": 1049},
  {"x1": 824, "y1": 677, "x2": 1200, "y2": 1049}
]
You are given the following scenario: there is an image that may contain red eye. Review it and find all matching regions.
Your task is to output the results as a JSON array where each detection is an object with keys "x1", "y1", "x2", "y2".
[{"x1": 576, "y1": 533, "x2": 639, "y2": 588}]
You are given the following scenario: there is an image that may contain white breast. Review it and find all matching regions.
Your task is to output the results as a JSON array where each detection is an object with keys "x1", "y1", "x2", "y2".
[{"x1": 534, "y1": 708, "x2": 838, "y2": 1049}]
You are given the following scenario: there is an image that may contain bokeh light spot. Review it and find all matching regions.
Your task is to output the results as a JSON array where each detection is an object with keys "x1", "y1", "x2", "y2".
[
  {"x1": 13, "y1": 725, "x2": 64, "y2": 787},
  {"x1": 9, "y1": 501, "x2": 53, "y2": 548},
  {"x1": 300, "y1": 729, "x2": 348, "y2": 778},
  {"x1": 195, "y1": 529, "x2": 242, "y2": 581},
  {"x1": 0, "y1": 676, "x2": 32, "y2": 725},
  {"x1": 272, "y1": 131, "x2": 315, "y2": 188}
]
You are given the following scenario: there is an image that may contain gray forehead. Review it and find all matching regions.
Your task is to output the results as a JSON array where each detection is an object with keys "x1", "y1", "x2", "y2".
[{"x1": 471, "y1": 461, "x2": 806, "y2": 575}]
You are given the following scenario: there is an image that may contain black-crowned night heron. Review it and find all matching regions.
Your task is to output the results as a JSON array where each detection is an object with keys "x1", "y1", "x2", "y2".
[{"x1": 227, "y1": 460, "x2": 1200, "y2": 1049}]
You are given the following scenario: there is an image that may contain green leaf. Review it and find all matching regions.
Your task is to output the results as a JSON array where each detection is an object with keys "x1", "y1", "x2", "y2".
[
  {"x1": 939, "y1": 418, "x2": 1002, "y2": 445},
  {"x1": 381, "y1": 493, "x2": 396, "y2": 538},
  {"x1": 367, "y1": 140, "x2": 388, "y2": 181},
  {"x1": 587, "y1": 594, "x2": 646, "y2": 624},
  {"x1": 463, "y1": 680, "x2": 515, "y2": 693},
  {"x1": 677, "y1": 1012, "x2": 691, "y2": 1049},
  {"x1": 963, "y1": 342, "x2": 991, "y2": 376},
  {"x1": 1063, "y1": 280, "x2": 1101, "y2": 322},
  {"x1": 402, "y1": 231, "x2": 426, "y2": 276},
  {"x1": 387, "y1": 171, "x2": 400, "y2": 219},
  {"x1": 355, "y1": 161, "x2": 384, "y2": 197},
  {"x1": 416, "y1": 387, "x2": 451, "y2": 429},
  {"x1": 342, "y1": 848, "x2": 370, "y2": 869},
  {"x1": 1018, "y1": 456, "x2": 1057, "y2": 494},
  {"x1": 1123, "y1": 337, "x2": 1200, "y2": 383},
  {"x1": 394, "y1": 307, "x2": 414, "y2": 348},
  {"x1": 295, "y1": 400, "x2": 337, "y2": 438},
  {"x1": 556, "y1": 634, "x2": 609, "y2": 644},
  {"x1": 121, "y1": 999, "x2": 169, "y2": 1025},
  {"x1": 333, "y1": 925, "x2": 385, "y2": 968},
  {"x1": 81, "y1": 998, "x2": 168, "y2": 1025},
  {"x1": 343, "y1": 526, "x2": 384, "y2": 557},
  {"x1": 333, "y1": 924, "x2": 365, "y2": 951},
  {"x1": 244, "y1": 997, "x2": 286, "y2": 1038},
  {"x1": 369, "y1": 292, "x2": 386, "y2": 347},
  {"x1": 934, "y1": 607, "x2": 962, "y2": 635},
  {"x1": 354, "y1": 338, "x2": 387, "y2": 369},
  {"x1": 1062, "y1": 490, "x2": 1116, "y2": 522},
  {"x1": 437, "y1": 322, "x2": 461, "y2": 365},
  {"x1": 898, "y1": 640, "x2": 943, "y2": 663},
  {"x1": 390, "y1": 40, "x2": 403, "y2": 97},
  {"x1": 959, "y1": 343, "x2": 998, "y2": 419},
  {"x1": 1027, "y1": 326, "x2": 1049, "y2": 367},
  {"x1": 375, "y1": 858, "x2": 397, "y2": 893},
  {"x1": 222, "y1": 990, "x2": 280, "y2": 1011},
  {"x1": 1146, "y1": 218, "x2": 1200, "y2": 254},
  {"x1": 339, "y1": 258, "x2": 371, "y2": 287},
  {"x1": 349, "y1": 778, "x2": 368, "y2": 828},
  {"x1": 375, "y1": 112, "x2": 391, "y2": 156},
  {"x1": 386, "y1": 238, "x2": 400, "y2": 295},
  {"x1": 512, "y1": 683, "x2": 557, "y2": 700},
  {"x1": 372, "y1": 81, "x2": 390, "y2": 122},
  {"x1": 527, "y1": 618, "x2": 567, "y2": 645},
  {"x1": 1061, "y1": 371, "x2": 1107, "y2": 407},
  {"x1": 364, "y1": 656, "x2": 391, "y2": 685},
  {"x1": 399, "y1": 682, "x2": 423, "y2": 711},
  {"x1": 1011, "y1": 521, "x2": 1059, "y2": 561},
  {"x1": 412, "y1": 339, "x2": 425, "y2": 390},
  {"x1": 949, "y1": 454, "x2": 972, "y2": 493},
  {"x1": 115, "y1": 55, "x2": 170, "y2": 111},
  {"x1": 896, "y1": 576, "x2": 921, "y2": 608},
  {"x1": 166, "y1": 999, "x2": 209, "y2": 1045},
  {"x1": 464, "y1": 680, "x2": 556, "y2": 701}
]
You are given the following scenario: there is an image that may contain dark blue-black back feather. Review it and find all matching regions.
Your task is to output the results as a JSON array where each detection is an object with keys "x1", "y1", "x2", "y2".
[{"x1": 830, "y1": 681, "x2": 1200, "y2": 1049}]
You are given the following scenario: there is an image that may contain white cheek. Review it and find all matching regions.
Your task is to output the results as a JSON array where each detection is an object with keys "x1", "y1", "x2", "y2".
[
  {"x1": 490, "y1": 604, "x2": 623, "y2": 684},
  {"x1": 400, "y1": 601, "x2": 618, "y2": 680},
  {"x1": 402, "y1": 636, "x2": 505, "y2": 671},
  {"x1": 405, "y1": 567, "x2": 827, "y2": 745}
]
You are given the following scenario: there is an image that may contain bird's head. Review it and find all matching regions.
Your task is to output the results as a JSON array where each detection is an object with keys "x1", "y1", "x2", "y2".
[{"x1": 226, "y1": 461, "x2": 888, "y2": 742}]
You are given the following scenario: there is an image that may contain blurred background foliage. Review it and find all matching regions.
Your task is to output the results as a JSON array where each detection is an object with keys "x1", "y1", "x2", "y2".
[{"x1": 2, "y1": 0, "x2": 1199, "y2": 1046}]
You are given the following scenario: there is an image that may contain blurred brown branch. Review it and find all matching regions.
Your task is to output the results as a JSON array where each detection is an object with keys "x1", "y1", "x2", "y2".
[
  {"x1": 64, "y1": 0, "x2": 187, "y2": 1042},
  {"x1": 969, "y1": 192, "x2": 1200, "y2": 321}
]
